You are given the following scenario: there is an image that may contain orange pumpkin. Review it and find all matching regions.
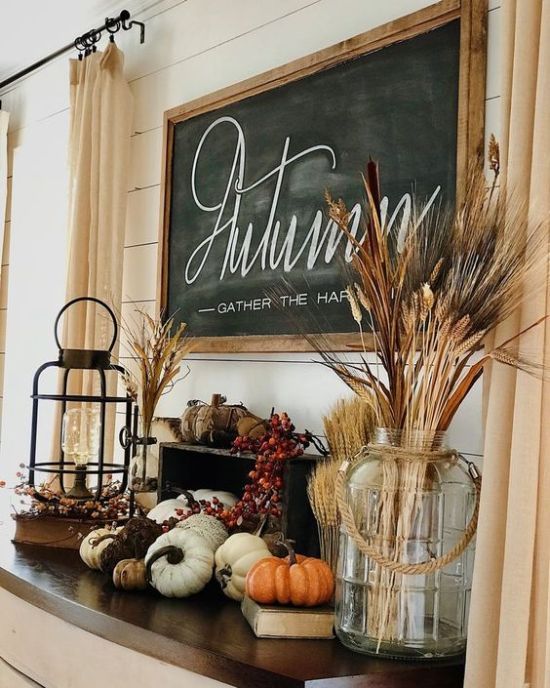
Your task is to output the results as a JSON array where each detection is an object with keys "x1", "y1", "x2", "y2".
[{"x1": 245, "y1": 544, "x2": 334, "y2": 607}]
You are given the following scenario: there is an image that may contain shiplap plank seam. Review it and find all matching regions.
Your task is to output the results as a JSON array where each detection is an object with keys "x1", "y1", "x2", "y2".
[
  {"x1": 124, "y1": 240, "x2": 158, "y2": 250},
  {"x1": 121, "y1": 298, "x2": 156, "y2": 304},
  {"x1": 128, "y1": 183, "x2": 160, "y2": 194},
  {"x1": 129, "y1": 0, "x2": 325, "y2": 86}
]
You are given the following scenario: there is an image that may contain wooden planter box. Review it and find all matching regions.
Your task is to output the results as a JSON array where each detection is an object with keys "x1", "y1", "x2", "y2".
[{"x1": 12, "y1": 515, "x2": 112, "y2": 550}]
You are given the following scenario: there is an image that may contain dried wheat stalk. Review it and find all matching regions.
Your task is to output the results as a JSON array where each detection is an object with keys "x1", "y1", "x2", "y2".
[
  {"x1": 117, "y1": 310, "x2": 194, "y2": 486},
  {"x1": 308, "y1": 397, "x2": 375, "y2": 573},
  {"x1": 119, "y1": 310, "x2": 194, "y2": 434},
  {"x1": 323, "y1": 396, "x2": 376, "y2": 464},
  {"x1": 307, "y1": 459, "x2": 340, "y2": 575},
  {"x1": 322, "y1": 158, "x2": 547, "y2": 434}
]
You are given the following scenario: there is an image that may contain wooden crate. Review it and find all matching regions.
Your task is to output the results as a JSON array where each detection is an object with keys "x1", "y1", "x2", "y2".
[{"x1": 158, "y1": 443, "x2": 320, "y2": 556}]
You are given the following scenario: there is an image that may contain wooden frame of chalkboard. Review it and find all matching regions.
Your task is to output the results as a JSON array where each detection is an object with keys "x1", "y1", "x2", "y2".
[{"x1": 159, "y1": 0, "x2": 487, "y2": 353}]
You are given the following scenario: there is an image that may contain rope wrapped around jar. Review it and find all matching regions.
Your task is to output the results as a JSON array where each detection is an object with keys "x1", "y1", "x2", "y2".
[{"x1": 335, "y1": 443, "x2": 482, "y2": 575}]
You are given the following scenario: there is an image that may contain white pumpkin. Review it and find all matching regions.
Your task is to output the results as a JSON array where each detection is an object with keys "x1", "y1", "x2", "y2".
[
  {"x1": 177, "y1": 514, "x2": 228, "y2": 552},
  {"x1": 145, "y1": 529, "x2": 214, "y2": 598},
  {"x1": 214, "y1": 533, "x2": 271, "y2": 601},
  {"x1": 178, "y1": 489, "x2": 238, "y2": 509},
  {"x1": 79, "y1": 527, "x2": 122, "y2": 570},
  {"x1": 147, "y1": 498, "x2": 190, "y2": 524}
]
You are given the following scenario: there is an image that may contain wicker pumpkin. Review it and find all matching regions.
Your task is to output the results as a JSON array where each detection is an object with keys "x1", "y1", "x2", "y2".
[
  {"x1": 112, "y1": 558, "x2": 148, "y2": 591},
  {"x1": 236, "y1": 414, "x2": 269, "y2": 440},
  {"x1": 177, "y1": 514, "x2": 228, "y2": 552},
  {"x1": 245, "y1": 544, "x2": 334, "y2": 607},
  {"x1": 181, "y1": 394, "x2": 249, "y2": 447}
]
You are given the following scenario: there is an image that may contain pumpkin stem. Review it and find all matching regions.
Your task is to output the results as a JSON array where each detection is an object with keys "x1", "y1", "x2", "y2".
[
  {"x1": 146, "y1": 545, "x2": 185, "y2": 583},
  {"x1": 171, "y1": 488, "x2": 198, "y2": 508},
  {"x1": 90, "y1": 533, "x2": 117, "y2": 548},
  {"x1": 253, "y1": 514, "x2": 268, "y2": 537},
  {"x1": 282, "y1": 539, "x2": 297, "y2": 566},
  {"x1": 216, "y1": 564, "x2": 232, "y2": 589}
]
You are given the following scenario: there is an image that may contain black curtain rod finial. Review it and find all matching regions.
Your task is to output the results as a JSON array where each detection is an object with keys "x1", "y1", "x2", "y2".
[{"x1": 76, "y1": 9, "x2": 145, "y2": 58}]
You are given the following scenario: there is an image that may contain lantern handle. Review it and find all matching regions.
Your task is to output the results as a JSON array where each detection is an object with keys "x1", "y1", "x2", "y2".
[{"x1": 54, "y1": 297, "x2": 118, "y2": 353}]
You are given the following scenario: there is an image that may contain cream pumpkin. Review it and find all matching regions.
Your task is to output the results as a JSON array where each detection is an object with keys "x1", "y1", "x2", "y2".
[
  {"x1": 214, "y1": 533, "x2": 271, "y2": 601},
  {"x1": 79, "y1": 527, "x2": 122, "y2": 570},
  {"x1": 145, "y1": 529, "x2": 214, "y2": 598},
  {"x1": 147, "y1": 498, "x2": 190, "y2": 524},
  {"x1": 177, "y1": 489, "x2": 238, "y2": 509}
]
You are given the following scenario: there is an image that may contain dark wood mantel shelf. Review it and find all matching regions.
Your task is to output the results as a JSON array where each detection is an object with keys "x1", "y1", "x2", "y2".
[{"x1": 0, "y1": 538, "x2": 465, "y2": 688}]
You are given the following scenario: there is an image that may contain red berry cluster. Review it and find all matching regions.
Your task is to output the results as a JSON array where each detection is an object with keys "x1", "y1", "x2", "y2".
[
  {"x1": 176, "y1": 495, "x2": 225, "y2": 519},
  {"x1": 226, "y1": 413, "x2": 310, "y2": 531},
  {"x1": 170, "y1": 413, "x2": 311, "y2": 534},
  {"x1": 165, "y1": 495, "x2": 227, "y2": 532}
]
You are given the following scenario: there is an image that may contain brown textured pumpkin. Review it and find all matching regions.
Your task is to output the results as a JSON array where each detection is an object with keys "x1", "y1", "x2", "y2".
[
  {"x1": 245, "y1": 544, "x2": 334, "y2": 607},
  {"x1": 112, "y1": 558, "x2": 148, "y2": 591},
  {"x1": 100, "y1": 517, "x2": 163, "y2": 574},
  {"x1": 181, "y1": 394, "x2": 249, "y2": 447}
]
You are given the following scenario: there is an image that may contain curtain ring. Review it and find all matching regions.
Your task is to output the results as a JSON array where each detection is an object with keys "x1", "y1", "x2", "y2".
[
  {"x1": 74, "y1": 36, "x2": 86, "y2": 59},
  {"x1": 105, "y1": 16, "x2": 120, "y2": 35}
]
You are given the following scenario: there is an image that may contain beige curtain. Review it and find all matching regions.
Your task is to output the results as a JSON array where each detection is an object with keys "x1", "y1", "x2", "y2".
[
  {"x1": 0, "y1": 109, "x2": 9, "y2": 268},
  {"x1": 66, "y1": 43, "x2": 132, "y2": 345},
  {"x1": 464, "y1": 1, "x2": 550, "y2": 687},
  {"x1": 62, "y1": 43, "x2": 133, "y2": 453}
]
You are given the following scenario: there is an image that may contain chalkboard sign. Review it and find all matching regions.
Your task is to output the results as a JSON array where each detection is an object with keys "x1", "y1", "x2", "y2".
[{"x1": 160, "y1": 1, "x2": 486, "y2": 352}]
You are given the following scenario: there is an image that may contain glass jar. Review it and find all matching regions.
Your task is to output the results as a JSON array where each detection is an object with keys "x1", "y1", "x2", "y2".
[
  {"x1": 335, "y1": 428, "x2": 479, "y2": 660},
  {"x1": 129, "y1": 436, "x2": 158, "y2": 493}
]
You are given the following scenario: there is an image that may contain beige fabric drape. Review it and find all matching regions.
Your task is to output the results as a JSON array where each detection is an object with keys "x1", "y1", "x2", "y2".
[
  {"x1": 0, "y1": 109, "x2": 9, "y2": 268},
  {"x1": 464, "y1": 1, "x2": 550, "y2": 687},
  {"x1": 62, "y1": 43, "x2": 133, "y2": 453}
]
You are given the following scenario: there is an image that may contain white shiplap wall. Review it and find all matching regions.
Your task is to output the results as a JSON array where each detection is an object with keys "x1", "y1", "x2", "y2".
[{"x1": 0, "y1": 0, "x2": 502, "y2": 477}]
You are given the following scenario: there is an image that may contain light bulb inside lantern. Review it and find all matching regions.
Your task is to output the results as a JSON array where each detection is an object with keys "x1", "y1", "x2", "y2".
[{"x1": 62, "y1": 408, "x2": 101, "y2": 468}]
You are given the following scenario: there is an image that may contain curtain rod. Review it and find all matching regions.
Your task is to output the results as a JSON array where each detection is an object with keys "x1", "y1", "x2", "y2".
[{"x1": 0, "y1": 9, "x2": 145, "y2": 93}]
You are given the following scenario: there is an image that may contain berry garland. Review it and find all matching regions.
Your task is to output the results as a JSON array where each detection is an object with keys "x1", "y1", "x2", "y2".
[
  {"x1": 227, "y1": 412, "x2": 310, "y2": 530},
  {"x1": 9, "y1": 480, "x2": 129, "y2": 521},
  {"x1": 175, "y1": 412, "x2": 314, "y2": 533}
]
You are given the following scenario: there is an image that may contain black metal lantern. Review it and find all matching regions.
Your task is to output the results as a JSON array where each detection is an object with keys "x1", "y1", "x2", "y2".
[{"x1": 27, "y1": 297, "x2": 135, "y2": 500}]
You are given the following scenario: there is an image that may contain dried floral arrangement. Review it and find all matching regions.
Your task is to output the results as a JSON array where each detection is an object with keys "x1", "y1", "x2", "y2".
[
  {"x1": 315, "y1": 141, "x2": 548, "y2": 644},
  {"x1": 119, "y1": 309, "x2": 194, "y2": 490},
  {"x1": 308, "y1": 397, "x2": 375, "y2": 572},
  {"x1": 321, "y1": 144, "x2": 546, "y2": 434}
]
